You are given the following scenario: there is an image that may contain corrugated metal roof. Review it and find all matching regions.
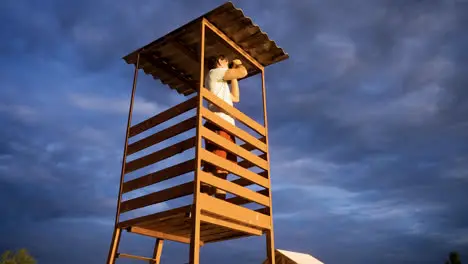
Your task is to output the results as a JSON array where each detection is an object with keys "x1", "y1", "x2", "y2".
[{"x1": 123, "y1": 1, "x2": 289, "y2": 96}]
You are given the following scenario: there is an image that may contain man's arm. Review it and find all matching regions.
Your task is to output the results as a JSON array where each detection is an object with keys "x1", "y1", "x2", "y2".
[
  {"x1": 230, "y1": 79, "x2": 240, "y2": 103},
  {"x1": 223, "y1": 60, "x2": 247, "y2": 81}
]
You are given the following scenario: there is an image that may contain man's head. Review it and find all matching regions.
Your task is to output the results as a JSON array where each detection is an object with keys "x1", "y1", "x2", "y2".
[{"x1": 207, "y1": 55, "x2": 229, "y2": 69}]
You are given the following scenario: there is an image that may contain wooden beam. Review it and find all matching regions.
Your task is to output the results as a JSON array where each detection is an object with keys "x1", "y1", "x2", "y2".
[
  {"x1": 118, "y1": 206, "x2": 189, "y2": 229},
  {"x1": 200, "y1": 87, "x2": 266, "y2": 136},
  {"x1": 200, "y1": 127, "x2": 268, "y2": 170},
  {"x1": 261, "y1": 68, "x2": 276, "y2": 264},
  {"x1": 203, "y1": 232, "x2": 252, "y2": 244},
  {"x1": 200, "y1": 214, "x2": 262, "y2": 236},
  {"x1": 120, "y1": 181, "x2": 194, "y2": 214},
  {"x1": 199, "y1": 171, "x2": 269, "y2": 206},
  {"x1": 122, "y1": 159, "x2": 195, "y2": 194},
  {"x1": 152, "y1": 239, "x2": 164, "y2": 264},
  {"x1": 237, "y1": 153, "x2": 268, "y2": 169},
  {"x1": 128, "y1": 226, "x2": 200, "y2": 245},
  {"x1": 199, "y1": 193, "x2": 271, "y2": 230},
  {"x1": 203, "y1": 18, "x2": 263, "y2": 70},
  {"x1": 190, "y1": 19, "x2": 205, "y2": 264},
  {"x1": 127, "y1": 116, "x2": 197, "y2": 155},
  {"x1": 129, "y1": 96, "x2": 197, "y2": 137},
  {"x1": 226, "y1": 189, "x2": 269, "y2": 207},
  {"x1": 240, "y1": 136, "x2": 266, "y2": 151},
  {"x1": 201, "y1": 107, "x2": 267, "y2": 153},
  {"x1": 106, "y1": 228, "x2": 122, "y2": 264},
  {"x1": 124, "y1": 136, "x2": 196, "y2": 174},
  {"x1": 116, "y1": 253, "x2": 155, "y2": 262}
]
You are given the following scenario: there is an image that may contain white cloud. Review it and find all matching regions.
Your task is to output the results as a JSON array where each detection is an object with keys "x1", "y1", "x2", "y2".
[
  {"x1": 0, "y1": 103, "x2": 38, "y2": 123},
  {"x1": 68, "y1": 93, "x2": 164, "y2": 116}
]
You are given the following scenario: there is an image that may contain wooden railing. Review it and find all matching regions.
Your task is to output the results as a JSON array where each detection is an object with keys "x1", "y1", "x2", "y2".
[
  {"x1": 118, "y1": 87, "x2": 272, "y2": 234},
  {"x1": 119, "y1": 96, "x2": 198, "y2": 216},
  {"x1": 198, "y1": 87, "x2": 271, "y2": 232}
]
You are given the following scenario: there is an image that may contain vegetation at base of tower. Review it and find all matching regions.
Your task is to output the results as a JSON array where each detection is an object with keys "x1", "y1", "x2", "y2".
[
  {"x1": 445, "y1": 251, "x2": 462, "y2": 264},
  {"x1": 0, "y1": 249, "x2": 36, "y2": 264}
]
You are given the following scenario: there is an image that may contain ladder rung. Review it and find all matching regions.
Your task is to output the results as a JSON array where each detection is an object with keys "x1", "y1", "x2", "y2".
[{"x1": 116, "y1": 253, "x2": 155, "y2": 262}]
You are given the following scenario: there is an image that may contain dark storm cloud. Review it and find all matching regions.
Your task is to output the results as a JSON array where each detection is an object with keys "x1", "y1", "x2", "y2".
[{"x1": 0, "y1": 0, "x2": 467, "y2": 263}]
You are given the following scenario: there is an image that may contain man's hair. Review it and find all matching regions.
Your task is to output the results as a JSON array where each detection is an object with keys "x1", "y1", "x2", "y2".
[{"x1": 206, "y1": 54, "x2": 226, "y2": 69}]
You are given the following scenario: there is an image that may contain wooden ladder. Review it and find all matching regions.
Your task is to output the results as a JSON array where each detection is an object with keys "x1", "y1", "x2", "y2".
[{"x1": 109, "y1": 229, "x2": 164, "y2": 264}]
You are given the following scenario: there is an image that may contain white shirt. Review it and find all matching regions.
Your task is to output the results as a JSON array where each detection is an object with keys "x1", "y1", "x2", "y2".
[{"x1": 205, "y1": 67, "x2": 235, "y2": 125}]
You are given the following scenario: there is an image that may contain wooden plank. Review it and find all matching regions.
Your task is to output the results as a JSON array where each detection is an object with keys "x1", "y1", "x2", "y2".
[
  {"x1": 204, "y1": 232, "x2": 252, "y2": 244},
  {"x1": 200, "y1": 88, "x2": 266, "y2": 136},
  {"x1": 200, "y1": 148, "x2": 269, "y2": 188},
  {"x1": 203, "y1": 19, "x2": 263, "y2": 70},
  {"x1": 118, "y1": 205, "x2": 189, "y2": 228},
  {"x1": 200, "y1": 214, "x2": 262, "y2": 236},
  {"x1": 261, "y1": 68, "x2": 276, "y2": 264},
  {"x1": 199, "y1": 193, "x2": 271, "y2": 230},
  {"x1": 201, "y1": 127, "x2": 268, "y2": 170},
  {"x1": 106, "y1": 228, "x2": 122, "y2": 264},
  {"x1": 116, "y1": 253, "x2": 154, "y2": 262},
  {"x1": 125, "y1": 136, "x2": 196, "y2": 174},
  {"x1": 201, "y1": 107, "x2": 267, "y2": 152},
  {"x1": 128, "y1": 226, "x2": 201, "y2": 245},
  {"x1": 199, "y1": 171, "x2": 269, "y2": 206},
  {"x1": 237, "y1": 153, "x2": 267, "y2": 168},
  {"x1": 120, "y1": 182, "x2": 194, "y2": 213},
  {"x1": 226, "y1": 189, "x2": 269, "y2": 207},
  {"x1": 122, "y1": 159, "x2": 195, "y2": 194},
  {"x1": 127, "y1": 116, "x2": 197, "y2": 155},
  {"x1": 240, "y1": 136, "x2": 266, "y2": 151},
  {"x1": 129, "y1": 96, "x2": 197, "y2": 137}
]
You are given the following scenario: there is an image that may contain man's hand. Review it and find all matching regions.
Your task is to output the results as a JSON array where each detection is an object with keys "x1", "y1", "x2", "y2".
[
  {"x1": 232, "y1": 59, "x2": 242, "y2": 66},
  {"x1": 224, "y1": 59, "x2": 247, "y2": 80}
]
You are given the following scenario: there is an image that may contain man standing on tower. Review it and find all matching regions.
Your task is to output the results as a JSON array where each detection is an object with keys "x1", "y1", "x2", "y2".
[{"x1": 202, "y1": 55, "x2": 248, "y2": 199}]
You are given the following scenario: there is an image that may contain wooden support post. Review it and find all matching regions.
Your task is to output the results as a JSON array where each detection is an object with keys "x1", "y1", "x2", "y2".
[
  {"x1": 189, "y1": 19, "x2": 206, "y2": 264},
  {"x1": 261, "y1": 69, "x2": 275, "y2": 264},
  {"x1": 106, "y1": 52, "x2": 140, "y2": 264},
  {"x1": 106, "y1": 228, "x2": 122, "y2": 264},
  {"x1": 152, "y1": 239, "x2": 164, "y2": 264}
]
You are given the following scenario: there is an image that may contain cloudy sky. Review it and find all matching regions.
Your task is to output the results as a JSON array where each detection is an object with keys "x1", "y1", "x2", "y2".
[{"x1": 1, "y1": 0, "x2": 467, "y2": 263}]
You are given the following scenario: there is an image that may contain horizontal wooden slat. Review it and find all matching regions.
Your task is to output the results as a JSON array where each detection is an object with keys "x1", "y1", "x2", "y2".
[
  {"x1": 204, "y1": 232, "x2": 252, "y2": 244},
  {"x1": 118, "y1": 206, "x2": 189, "y2": 228},
  {"x1": 129, "y1": 96, "x2": 198, "y2": 137},
  {"x1": 200, "y1": 148, "x2": 269, "y2": 188},
  {"x1": 199, "y1": 193, "x2": 271, "y2": 230},
  {"x1": 116, "y1": 253, "x2": 154, "y2": 261},
  {"x1": 120, "y1": 182, "x2": 194, "y2": 214},
  {"x1": 127, "y1": 116, "x2": 197, "y2": 155},
  {"x1": 200, "y1": 214, "x2": 262, "y2": 236},
  {"x1": 123, "y1": 159, "x2": 195, "y2": 193},
  {"x1": 238, "y1": 153, "x2": 268, "y2": 168},
  {"x1": 240, "y1": 136, "x2": 266, "y2": 151},
  {"x1": 201, "y1": 107, "x2": 267, "y2": 153},
  {"x1": 199, "y1": 171, "x2": 269, "y2": 206},
  {"x1": 201, "y1": 127, "x2": 268, "y2": 170},
  {"x1": 201, "y1": 88, "x2": 266, "y2": 136},
  {"x1": 128, "y1": 226, "x2": 198, "y2": 245},
  {"x1": 125, "y1": 137, "x2": 196, "y2": 174},
  {"x1": 227, "y1": 189, "x2": 269, "y2": 207}
]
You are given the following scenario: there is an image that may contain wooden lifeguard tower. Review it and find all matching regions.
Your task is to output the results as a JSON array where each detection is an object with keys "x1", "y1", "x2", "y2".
[{"x1": 106, "y1": 2, "x2": 288, "y2": 263}]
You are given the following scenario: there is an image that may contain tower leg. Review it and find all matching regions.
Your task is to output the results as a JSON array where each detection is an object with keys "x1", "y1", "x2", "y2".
[
  {"x1": 106, "y1": 228, "x2": 122, "y2": 264},
  {"x1": 152, "y1": 239, "x2": 164, "y2": 264},
  {"x1": 266, "y1": 230, "x2": 276, "y2": 264},
  {"x1": 189, "y1": 205, "x2": 201, "y2": 264}
]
